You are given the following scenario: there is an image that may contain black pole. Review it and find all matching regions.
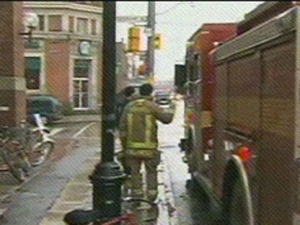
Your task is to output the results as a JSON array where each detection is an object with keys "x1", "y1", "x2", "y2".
[
  {"x1": 100, "y1": 2, "x2": 116, "y2": 162},
  {"x1": 89, "y1": 1, "x2": 126, "y2": 221},
  {"x1": 63, "y1": 4, "x2": 126, "y2": 224}
]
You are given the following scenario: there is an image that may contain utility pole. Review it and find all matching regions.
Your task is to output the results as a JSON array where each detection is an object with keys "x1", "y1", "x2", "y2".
[{"x1": 146, "y1": 1, "x2": 155, "y2": 80}]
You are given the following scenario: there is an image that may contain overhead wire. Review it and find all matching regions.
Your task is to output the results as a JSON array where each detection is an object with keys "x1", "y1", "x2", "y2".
[{"x1": 156, "y1": 2, "x2": 195, "y2": 16}]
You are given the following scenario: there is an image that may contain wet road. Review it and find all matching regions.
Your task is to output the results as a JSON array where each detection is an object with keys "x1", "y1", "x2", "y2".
[
  {"x1": 0, "y1": 99, "x2": 219, "y2": 225},
  {"x1": 0, "y1": 122, "x2": 101, "y2": 225},
  {"x1": 159, "y1": 99, "x2": 218, "y2": 225}
]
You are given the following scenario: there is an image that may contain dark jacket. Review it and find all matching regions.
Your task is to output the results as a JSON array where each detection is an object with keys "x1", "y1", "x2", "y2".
[{"x1": 115, "y1": 91, "x2": 131, "y2": 128}]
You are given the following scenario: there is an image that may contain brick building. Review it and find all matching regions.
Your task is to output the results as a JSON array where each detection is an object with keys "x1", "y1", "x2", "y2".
[
  {"x1": 0, "y1": 3, "x2": 26, "y2": 126},
  {"x1": 23, "y1": 1, "x2": 104, "y2": 112}
]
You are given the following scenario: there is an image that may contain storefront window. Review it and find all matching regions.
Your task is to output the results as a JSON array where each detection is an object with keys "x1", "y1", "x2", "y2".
[{"x1": 25, "y1": 57, "x2": 41, "y2": 90}]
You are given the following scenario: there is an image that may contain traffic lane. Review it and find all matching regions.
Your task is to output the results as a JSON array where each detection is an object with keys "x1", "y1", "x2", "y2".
[
  {"x1": 163, "y1": 148, "x2": 219, "y2": 225},
  {"x1": 160, "y1": 99, "x2": 220, "y2": 224}
]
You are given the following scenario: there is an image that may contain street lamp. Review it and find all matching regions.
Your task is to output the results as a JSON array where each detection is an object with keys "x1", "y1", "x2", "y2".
[
  {"x1": 90, "y1": 2, "x2": 126, "y2": 219},
  {"x1": 64, "y1": 2, "x2": 126, "y2": 224},
  {"x1": 20, "y1": 12, "x2": 39, "y2": 41}
]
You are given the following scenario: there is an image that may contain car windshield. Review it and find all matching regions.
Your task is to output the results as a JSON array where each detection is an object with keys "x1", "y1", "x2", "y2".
[
  {"x1": 29, "y1": 98, "x2": 56, "y2": 113},
  {"x1": 154, "y1": 90, "x2": 170, "y2": 97},
  {"x1": 30, "y1": 100, "x2": 52, "y2": 108}
]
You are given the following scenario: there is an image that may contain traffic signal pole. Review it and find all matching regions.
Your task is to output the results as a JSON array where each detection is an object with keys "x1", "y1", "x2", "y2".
[{"x1": 146, "y1": 1, "x2": 155, "y2": 80}]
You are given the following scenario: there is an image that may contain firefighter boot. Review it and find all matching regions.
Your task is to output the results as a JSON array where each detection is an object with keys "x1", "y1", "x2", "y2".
[{"x1": 122, "y1": 176, "x2": 132, "y2": 197}]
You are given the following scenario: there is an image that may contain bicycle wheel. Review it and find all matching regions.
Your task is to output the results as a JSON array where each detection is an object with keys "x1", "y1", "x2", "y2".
[
  {"x1": 31, "y1": 141, "x2": 54, "y2": 166},
  {"x1": 0, "y1": 144, "x2": 30, "y2": 182},
  {"x1": 9, "y1": 167, "x2": 28, "y2": 182},
  {"x1": 121, "y1": 197, "x2": 159, "y2": 224}
]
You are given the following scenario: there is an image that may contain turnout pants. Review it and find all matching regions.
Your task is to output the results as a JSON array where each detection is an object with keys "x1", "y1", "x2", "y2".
[{"x1": 125, "y1": 152, "x2": 160, "y2": 200}]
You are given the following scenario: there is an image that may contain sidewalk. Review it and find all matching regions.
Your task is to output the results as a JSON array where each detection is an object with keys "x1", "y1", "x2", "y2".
[
  {"x1": 38, "y1": 153, "x2": 177, "y2": 225},
  {"x1": 38, "y1": 116, "x2": 178, "y2": 225}
]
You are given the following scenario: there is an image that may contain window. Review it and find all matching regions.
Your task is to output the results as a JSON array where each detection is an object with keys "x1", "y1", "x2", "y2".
[
  {"x1": 77, "y1": 18, "x2": 88, "y2": 34},
  {"x1": 73, "y1": 1, "x2": 92, "y2": 4},
  {"x1": 74, "y1": 59, "x2": 90, "y2": 78},
  {"x1": 37, "y1": 15, "x2": 45, "y2": 31},
  {"x1": 69, "y1": 16, "x2": 74, "y2": 33},
  {"x1": 73, "y1": 59, "x2": 91, "y2": 109},
  {"x1": 91, "y1": 19, "x2": 97, "y2": 35},
  {"x1": 25, "y1": 57, "x2": 41, "y2": 90},
  {"x1": 48, "y1": 15, "x2": 62, "y2": 32}
]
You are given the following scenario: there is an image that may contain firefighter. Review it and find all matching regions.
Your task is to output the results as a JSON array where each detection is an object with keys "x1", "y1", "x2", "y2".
[
  {"x1": 115, "y1": 86, "x2": 136, "y2": 189},
  {"x1": 119, "y1": 83, "x2": 175, "y2": 201}
]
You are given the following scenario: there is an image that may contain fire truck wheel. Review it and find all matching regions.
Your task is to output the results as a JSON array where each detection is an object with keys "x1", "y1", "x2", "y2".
[{"x1": 227, "y1": 176, "x2": 252, "y2": 225}]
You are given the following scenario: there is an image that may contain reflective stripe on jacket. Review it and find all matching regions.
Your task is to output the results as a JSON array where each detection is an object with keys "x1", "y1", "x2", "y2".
[
  {"x1": 126, "y1": 99, "x2": 158, "y2": 149},
  {"x1": 119, "y1": 96, "x2": 175, "y2": 157}
]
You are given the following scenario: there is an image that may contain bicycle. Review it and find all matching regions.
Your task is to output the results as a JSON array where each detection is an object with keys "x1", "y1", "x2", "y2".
[
  {"x1": 0, "y1": 125, "x2": 31, "y2": 182},
  {"x1": 22, "y1": 114, "x2": 55, "y2": 167},
  {"x1": 63, "y1": 197, "x2": 159, "y2": 225},
  {"x1": 0, "y1": 117, "x2": 55, "y2": 182}
]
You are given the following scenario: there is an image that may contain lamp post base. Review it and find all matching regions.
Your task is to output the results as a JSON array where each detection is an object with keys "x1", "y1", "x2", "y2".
[{"x1": 90, "y1": 161, "x2": 126, "y2": 220}]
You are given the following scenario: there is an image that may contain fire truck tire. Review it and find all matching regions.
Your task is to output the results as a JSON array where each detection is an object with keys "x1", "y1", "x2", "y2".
[
  {"x1": 227, "y1": 177, "x2": 249, "y2": 225},
  {"x1": 223, "y1": 156, "x2": 254, "y2": 225},
  {"x1": 186, "y1": 127, "x2": 197, "y2": 174}
]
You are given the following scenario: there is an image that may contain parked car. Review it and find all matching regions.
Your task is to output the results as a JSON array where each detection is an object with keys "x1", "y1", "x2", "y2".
[
  {"x1": 153, "y1": 90, "x2": 172, "y2": 108},
  {"x1": 27, "y1": 95, "x2": 63, "y2": 125}
]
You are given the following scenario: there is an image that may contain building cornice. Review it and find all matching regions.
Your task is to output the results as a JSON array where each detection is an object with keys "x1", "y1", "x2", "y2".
[
  {"x1": 23, "y1": 2, "x2": 103, "y2": 14},
  {"x1": 31, "y1": 33, "x2": 102, "y2": 42}
]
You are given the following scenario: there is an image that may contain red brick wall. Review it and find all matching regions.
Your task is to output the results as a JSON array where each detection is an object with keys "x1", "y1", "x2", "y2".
[
  {"x1": 45, "y1": 40, "x2": 70, "y2": 104},
  {"x1": 0, "y1": 2, "x2": 26, "y2": 126},
  {"x1": 0, "y1": 2, "x2": 24, "y2": 78}
]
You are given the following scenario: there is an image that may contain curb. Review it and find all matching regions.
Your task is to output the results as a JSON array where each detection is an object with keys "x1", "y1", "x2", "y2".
[
  {"x1": 53, "y1": 115, "x2": 101, "y2": 125},
  {"x1": 159, "y1": 153, "x2": 179, "y2": 225},
  {"x1": 53, "y1": 119, "x2": 100, "y2": 125}
]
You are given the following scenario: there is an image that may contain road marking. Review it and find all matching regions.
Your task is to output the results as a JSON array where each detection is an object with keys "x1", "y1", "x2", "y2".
[
  {"x1": 49, "y1": 128, "x2": 65, "y2": 136},
  {"x1": 72, "y1": 122, "x2": 96, "y2": 139}
]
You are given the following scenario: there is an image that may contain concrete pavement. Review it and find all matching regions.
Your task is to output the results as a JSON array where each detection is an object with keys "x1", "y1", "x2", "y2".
[{"x1": 38, "y1": 114, "x2": 178, "y2": 225}]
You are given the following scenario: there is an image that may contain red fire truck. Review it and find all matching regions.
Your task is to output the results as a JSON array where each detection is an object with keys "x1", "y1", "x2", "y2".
[{"x1": 175, "y1": 2, "x2": 300, "y2": 224}]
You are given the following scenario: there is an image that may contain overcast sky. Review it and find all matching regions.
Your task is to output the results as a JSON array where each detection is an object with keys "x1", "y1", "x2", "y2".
[{"x1": 116, "y1": 1, "x2": 264, "y2": 82}]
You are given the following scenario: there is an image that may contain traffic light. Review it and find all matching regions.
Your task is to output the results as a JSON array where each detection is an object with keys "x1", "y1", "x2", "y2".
[
  {"x1": 154, "y1": 33, "x2": 162, "y2": 49},
  {"x1": 127, "y1": 27, "x2": 141, "y2": 53}
]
